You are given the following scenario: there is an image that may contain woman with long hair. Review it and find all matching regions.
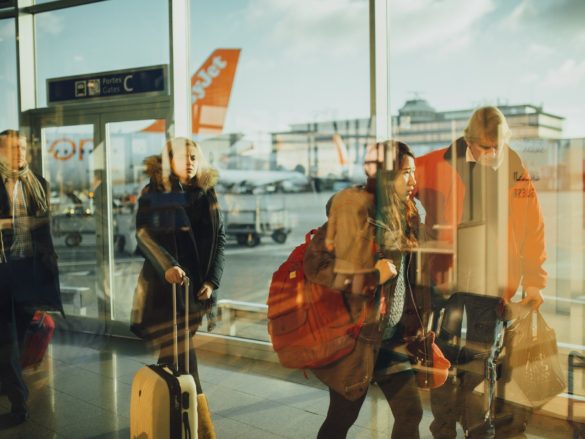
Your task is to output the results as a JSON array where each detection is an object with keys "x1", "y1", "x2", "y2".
[
  {"x1": 132, "y1": 137, "x2": 225, "y2": 438},
  {"x1": 306, "y1": 140, "x2": 425, "y2": 439}
]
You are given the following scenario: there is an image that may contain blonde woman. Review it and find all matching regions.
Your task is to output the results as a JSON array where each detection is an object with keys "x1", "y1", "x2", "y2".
[{"x1": 132, "y1": 137, "x2": 225, "y2": 438}]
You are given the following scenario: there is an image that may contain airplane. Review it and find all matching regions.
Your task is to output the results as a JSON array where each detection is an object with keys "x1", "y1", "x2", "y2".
[
  {"x1": 45, "y1": 48, "x2": 242, "y2": 187},
  {"x1": 325, "y1": 123, "x2": 372, "y2": 190},
  {"x1": 217, "y1": 168, "x2": 310, "y2": 194},
  {"x1": 44, "y1": 48, "x2": 311, "y2": 202},
  {"x1": 42, "y1": 48, "x2": 312, "y2": 249},
  {"x1": 141, "y1": 48, "x2": 241, "y2": 135}
]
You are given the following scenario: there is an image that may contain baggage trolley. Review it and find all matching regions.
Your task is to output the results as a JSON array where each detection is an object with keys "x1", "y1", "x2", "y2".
[{"x1": 220, "y1": 194, "x2": 291, "y2": 247}]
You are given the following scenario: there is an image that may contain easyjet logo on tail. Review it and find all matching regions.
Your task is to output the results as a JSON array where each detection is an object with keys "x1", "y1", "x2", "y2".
[
  {"x1": 192, "y1": 55, "x2": 228, "y2": 104},
  {"x1": 142, "y1": 48, "x2": 241, "y2": 135}
]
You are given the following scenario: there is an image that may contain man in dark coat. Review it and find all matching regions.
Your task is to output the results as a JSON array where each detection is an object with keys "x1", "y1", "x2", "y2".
[{"x1": 0, "y1": 130, "x2": 62, "y2": 425}]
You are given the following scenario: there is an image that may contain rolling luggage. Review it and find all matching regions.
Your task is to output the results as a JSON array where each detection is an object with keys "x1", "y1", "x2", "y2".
[
  {"x1": 21, "y1": 311, "x2": 55, "y2": 370},
  {"x1": 130, "y1": 278, "x2": 198, "y2": 439}
]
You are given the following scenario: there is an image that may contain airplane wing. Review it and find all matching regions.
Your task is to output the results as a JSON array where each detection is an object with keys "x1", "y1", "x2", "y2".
[{"x1": 218, "y1": 169, "x2": 309, "y2": 191}]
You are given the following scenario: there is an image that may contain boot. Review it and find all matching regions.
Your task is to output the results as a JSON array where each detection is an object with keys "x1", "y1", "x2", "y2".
[{"x1": 197, "y1": 394, "x2": 216, "y2": 439}]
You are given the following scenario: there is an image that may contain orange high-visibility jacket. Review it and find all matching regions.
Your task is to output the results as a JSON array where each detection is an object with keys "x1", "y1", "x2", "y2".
[{"x1": 414, "y1": 138, "x2": 547, "y2": 301}]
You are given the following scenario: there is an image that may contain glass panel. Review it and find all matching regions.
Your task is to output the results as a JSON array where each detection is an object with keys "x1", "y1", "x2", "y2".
[
  {"x1": 513, "y1": 138, "x2": 585, "y2": 322},
  {"x1": 0, "y1": 18, "x2": 18, "y2": 129},
  {"x1": 191, "y1": 1, "x2": 371, "y2": 341},
  {"x1": 42, "y1": 124, "x2": 102, "y2": 318},
  {"x1": 34, "y1": 0, "x2": 169, "y2": 107},
  {"x1": 388, "y1": 0, "x2": 585, "y2": 422},
  {"x1": 106, "y1": 120, "x2": 166, "y2": 323}
]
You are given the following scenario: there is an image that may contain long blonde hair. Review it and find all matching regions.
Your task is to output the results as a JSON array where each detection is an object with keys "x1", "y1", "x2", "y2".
[{"x1": 161, "y1": 137, "x2": 208, "y2": 192}]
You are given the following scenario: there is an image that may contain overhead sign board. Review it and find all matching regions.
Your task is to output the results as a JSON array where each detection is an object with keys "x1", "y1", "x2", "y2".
[{"x1": 47, "y1": 65, "x2": 168, "y2": 104}]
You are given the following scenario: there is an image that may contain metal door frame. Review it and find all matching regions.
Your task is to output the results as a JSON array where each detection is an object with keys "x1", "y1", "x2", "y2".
[{"x1": 24, "y1": 96, "x2": 170, "y2": 334}]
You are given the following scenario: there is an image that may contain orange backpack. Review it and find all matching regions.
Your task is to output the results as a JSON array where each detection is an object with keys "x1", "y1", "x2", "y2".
[{"x1": 267, "y1": 230, "x2": 367, "y2": 369}]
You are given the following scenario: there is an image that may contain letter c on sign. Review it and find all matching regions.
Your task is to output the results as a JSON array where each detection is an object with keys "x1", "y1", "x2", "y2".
[{"x1": 123, "y1": 75, "x2": 134, "y2": 92}]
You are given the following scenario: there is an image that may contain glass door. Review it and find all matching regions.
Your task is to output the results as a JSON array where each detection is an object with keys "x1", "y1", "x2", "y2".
[
  {"x1": 27, "y1": 99, "x2": 170, "y2": 335},
  {"x1": 104, "y1": 119, "x2": 166, "y2": 324},
  {"x1": 37, "y1": 121, "x2": 109, "y2": 322}
]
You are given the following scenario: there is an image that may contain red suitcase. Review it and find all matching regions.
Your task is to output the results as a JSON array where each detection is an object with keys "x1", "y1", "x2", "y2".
[{"x1": 21, "y1": 311, "x2": 55, "y2": 370}]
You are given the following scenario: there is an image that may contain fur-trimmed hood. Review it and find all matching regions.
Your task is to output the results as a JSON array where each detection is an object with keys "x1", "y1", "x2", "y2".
[{"x1": 143, "y1": 154, "x2": 219, "y2": 191}]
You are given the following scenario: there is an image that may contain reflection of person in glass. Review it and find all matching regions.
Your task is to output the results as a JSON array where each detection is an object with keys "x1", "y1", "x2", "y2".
[
  {"x1": 414, "y1": 107, "x2": 547, "y2": 438},
  {"x1": 0, "y1": 130, "x2": 62, "y2": 425},
  {"x1": 132, "y1": 137, "x2": 225, "y2": 438},
  {"x1": 307, "y1": 141, "x2": 426, "y2": 439}
]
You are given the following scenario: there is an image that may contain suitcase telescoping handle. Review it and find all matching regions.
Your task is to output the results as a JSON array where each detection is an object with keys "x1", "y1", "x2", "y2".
[{"x1": 171, "y1": 277, "x2": 190, "y2": 373}]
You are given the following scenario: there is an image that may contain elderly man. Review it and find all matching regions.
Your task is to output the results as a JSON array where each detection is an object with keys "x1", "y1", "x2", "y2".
[
  {"x1": 0, "y1": 130, "x2": 62, "y2": 424},
  {"x1": 414, "y1": 107, "x2": 547, "y2": 438}
]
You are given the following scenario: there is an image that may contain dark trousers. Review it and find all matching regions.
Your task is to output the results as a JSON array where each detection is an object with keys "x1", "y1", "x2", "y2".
[
  {"x1": 0, "y1": 259, "x2": 36, "y2": 410},
  {"x1": 430, "y1": 363, "x2": 486, "y2": 439},
  {"x1": 157, "y1": 330, "x2": 203, "y2": 394},
  {"x1": 317, "y1": 370, "x2": 422, "y2": 439},
  {"x1": 429, "y1": 293, "x2": 504, "y2": 438}
]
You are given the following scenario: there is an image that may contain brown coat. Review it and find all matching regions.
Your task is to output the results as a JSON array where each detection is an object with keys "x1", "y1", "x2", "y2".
[{"x1": 303, "y1": 186, "x2": 429, "y2": 397}]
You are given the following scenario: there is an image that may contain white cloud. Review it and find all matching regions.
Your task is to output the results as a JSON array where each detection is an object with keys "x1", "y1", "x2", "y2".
[
  {"x1": 521, "y1": 72, "x2": 540, "y2": 84},
  {"x1": 36, "y1": 12, "x2": 64, "y2": 36},
  {"x1": 243, "y1": 0, "x2": 368, "y2": 57},
  {"x1": 389, "y1": 0, "x2": 495, "y2": 53},
  {"x1": 527, "y1": 43, "x2": 554, "y2": 57},
  {"x1": 543, "y1": 59, "x2": 585, "y2": 88},
  {"x1": 557, "y1": 106, "x2": 585, "y2": 138},
  {"x1": 500, "y1": 0, "x2": 535, "y2": 31},
  {"x1": 391, "y1": 0, "x2": 434, "y2": 15},
  {"x1": 498, "y1": 0, "x2": 585, "y2": 43},
  {"x1": 437, "y1": 33, "x2": 472, "y2": 56}
]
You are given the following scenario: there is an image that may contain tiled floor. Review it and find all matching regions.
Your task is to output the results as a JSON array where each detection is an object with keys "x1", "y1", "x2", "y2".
[{"x1": 0, "y1": 330, "x2": 577, "y2": 438}]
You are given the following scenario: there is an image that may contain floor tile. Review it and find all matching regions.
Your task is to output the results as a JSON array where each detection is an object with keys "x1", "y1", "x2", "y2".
[
  {"x1": 0, "y1": 414, "x2": 62, "y2": 439},
  {"x1": 0, "y1": 331, "x2": 577, "y2": 438},
  {"x1": 214, "y1": 414, "x2": 288, "y2": 439}
]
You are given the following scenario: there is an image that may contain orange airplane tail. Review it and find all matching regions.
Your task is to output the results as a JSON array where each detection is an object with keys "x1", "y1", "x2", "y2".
[
  {"x1": 332, "y1": 133, "x2": 349, "y2": 166},
  {"x1": 142, "y1": 48, "x2": 241, "y2": 135}
]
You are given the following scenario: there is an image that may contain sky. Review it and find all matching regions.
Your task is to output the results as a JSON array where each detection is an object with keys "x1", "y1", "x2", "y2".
[
  {"x1": 0, "y1": 0, "x2": 583, "y2": 138},
  {"x1": 387, "y1": 0, "x2": 585, "y2": 137}
]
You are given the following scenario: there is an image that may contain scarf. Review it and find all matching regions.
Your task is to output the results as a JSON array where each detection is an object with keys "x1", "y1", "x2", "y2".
[{"x1": 0, "y1": 160, "x2": 48, "y2": 214}]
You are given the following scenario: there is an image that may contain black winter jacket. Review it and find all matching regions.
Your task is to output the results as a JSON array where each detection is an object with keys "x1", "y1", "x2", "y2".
[
  {"x1": 0, "y1": 174, "x2": 62, "y2": 312},
  {"x1": 131, "y1": 164, "x2": 225, "y2": 340}
]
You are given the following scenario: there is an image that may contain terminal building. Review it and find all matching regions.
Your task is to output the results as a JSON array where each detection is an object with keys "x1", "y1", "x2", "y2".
[
  {"x1": 392, "y1": 99, "x2": 565, "y2": 147},
  {"x1": 0, "y1": 1, "x2": 584, "y2": 438},
  {"x1": 270, "y1": 99, "x2": 566, "y2": 182}
]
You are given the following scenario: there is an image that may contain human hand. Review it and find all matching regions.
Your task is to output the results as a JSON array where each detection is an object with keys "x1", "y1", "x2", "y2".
[
  {"x1": 197, "y1": 282, "x2": 214, "y2": 300},
  {"x1": 375, "y1": 259, "x2": 398, "y2": 284},
  {"x1": 164, "y1": 266, "x2": 186, "y2": 284},
  {"x1": 519, "y1": 286, "x2": 544, "y2": 310}
]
